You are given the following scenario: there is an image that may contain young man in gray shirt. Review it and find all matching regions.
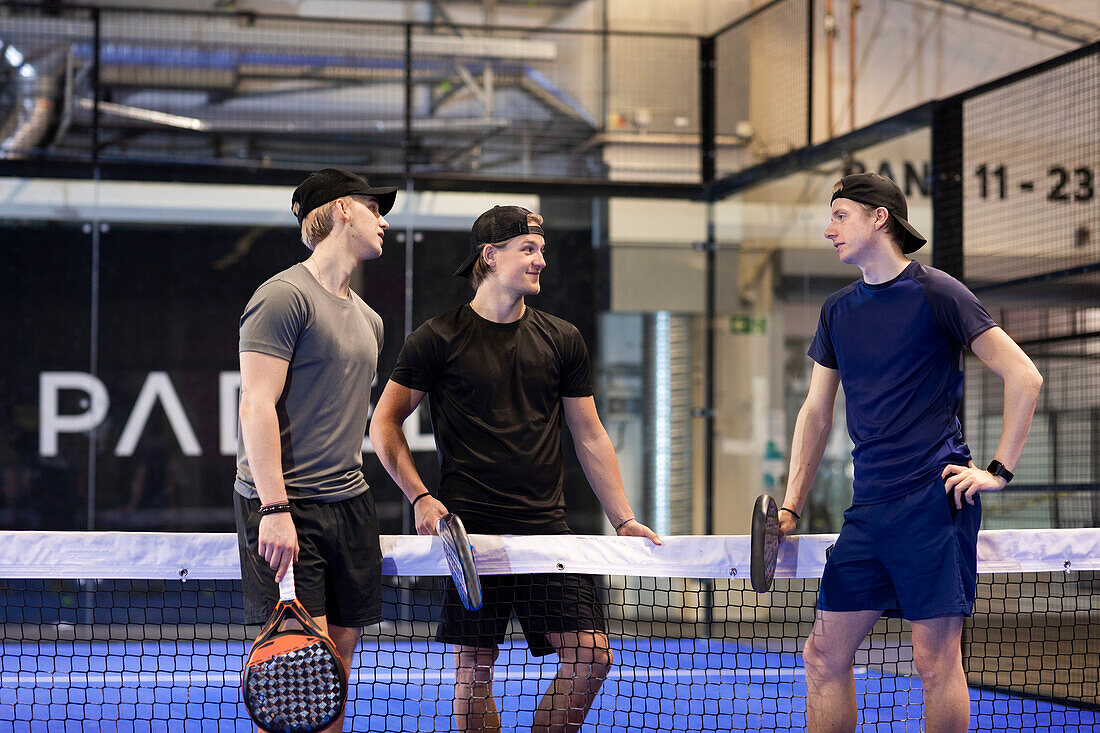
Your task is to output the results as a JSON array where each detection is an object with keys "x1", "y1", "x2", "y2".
[{"x1": 233, "y1": 168, "x2": 396, "y2": 733}]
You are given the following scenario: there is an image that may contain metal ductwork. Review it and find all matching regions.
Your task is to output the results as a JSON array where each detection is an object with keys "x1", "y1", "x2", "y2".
[
  {"x1": 645, "y1": 312, "x2": 695, "y2": 536},
  {"x1": 1, "y1": 46, "x2": 68, "y2": 157}
]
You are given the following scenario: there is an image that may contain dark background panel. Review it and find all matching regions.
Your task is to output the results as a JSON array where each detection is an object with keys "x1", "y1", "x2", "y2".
[
  {"x1": 1, "y1": 208, "x2": 608, "y2": 535},
  {"x1": 0, "y1": 223, "x2": 94, "y2": 529},
  {"x1": 92, "y1": 224, "x2": 302, "y2": 529}
]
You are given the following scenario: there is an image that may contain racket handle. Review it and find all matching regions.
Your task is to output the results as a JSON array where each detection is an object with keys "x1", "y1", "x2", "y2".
[{"x1": 278, "y1": 563, "x2": 295, "y2": 601}]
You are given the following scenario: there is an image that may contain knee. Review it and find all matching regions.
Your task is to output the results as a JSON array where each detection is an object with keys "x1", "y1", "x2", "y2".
[
  {"x1": 457, "y1": 647, "x2": 499, "y2": 681},
  {"x1": 802, "y1": 636, "x2": 849, "y2": 681},
  {"x1": 562, "y1": 636, "x2": 613, "y2": 681},
  {"x1": 576, "y1": 638, "x2": 611, "y2": 682},
  {"x1": 462, "y1": 646, "x2": 499, "y2": 664},
  {"x1": 912, "y1": 645, "x2": 960, "y2": 686},
  {"x1": 588, "y1": 641, "x2": 613, "y2": 681}
]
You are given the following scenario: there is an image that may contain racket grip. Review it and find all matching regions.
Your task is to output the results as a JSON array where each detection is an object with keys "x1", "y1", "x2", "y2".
[{"x1": 278, "y1": 564, "x2": 295, "y2": 601}]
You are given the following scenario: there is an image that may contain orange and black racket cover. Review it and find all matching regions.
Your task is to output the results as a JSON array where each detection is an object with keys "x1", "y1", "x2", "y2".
[{"x1": 242, "y1": 566, "x2": 347, "y2": 733}]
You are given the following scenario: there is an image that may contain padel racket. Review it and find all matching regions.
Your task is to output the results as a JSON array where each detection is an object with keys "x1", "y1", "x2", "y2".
[
  {"x1": 750, "y1": 493, "x2": 781, "y2": 593},
  {"x1": 243, "y1": 565, "x2": 348, "y2": 733},
  {"x1": 438, "y1": 512, "x2": 483, "y2": 611}
]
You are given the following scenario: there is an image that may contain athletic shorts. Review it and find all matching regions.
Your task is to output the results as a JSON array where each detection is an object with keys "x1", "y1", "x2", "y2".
[
  {"x1": 436, "y1": 572, "x2": 606, "y2": 657},
  {"x1": 234, "y1": 490, "x2": 382, "y2": 628},
  {"x1": 818, "y1": 476, "x2": 981, "y2": 620}
]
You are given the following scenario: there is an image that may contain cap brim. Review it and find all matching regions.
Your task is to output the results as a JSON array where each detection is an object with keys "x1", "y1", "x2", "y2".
[
  {"x1": 360, "y1": 187, "x2": 398, "y2": 216},
  {"x1": 897, "y1": 216, "x2": 926, "y2": 254},
  {"x1": 452, "y1": 250, "x2": 479, "y2": 279}
]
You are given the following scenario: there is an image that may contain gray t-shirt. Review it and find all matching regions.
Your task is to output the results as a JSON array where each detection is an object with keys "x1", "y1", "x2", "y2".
[{"x1": 234, "y1": 263, "x2": 383, "y2": 502}]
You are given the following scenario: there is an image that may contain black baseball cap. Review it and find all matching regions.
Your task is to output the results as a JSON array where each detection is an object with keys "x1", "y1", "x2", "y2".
[
  {"x1": 290, "y1": 168, "x2": 397, "y2": 226},
  {"x1": 831, "y1": 172, "x2": 926, "y2": 254},
  {"x1": 453, "y1": 205, "x2": 545, "y2": 278}
]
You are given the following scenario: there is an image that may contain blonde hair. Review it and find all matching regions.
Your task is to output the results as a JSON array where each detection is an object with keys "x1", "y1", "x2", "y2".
[
  {"x1": 300, "y1": 200, "x2": 338, "y2": 250},
  {"x1": 469, "y1": 212, "x2": 544, "y2": 289}
]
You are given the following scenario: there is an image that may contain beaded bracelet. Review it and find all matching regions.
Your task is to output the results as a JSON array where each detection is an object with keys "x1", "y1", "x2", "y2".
[
  {"x1": 779, "y1": 506, "x2": 801, "y2": 521},
  {"x1": 614, "y1": 517, "x2": 636, "y2": 532},
  {"x1": 258, "y1": 502, "x2": 291, "y2": 517}
]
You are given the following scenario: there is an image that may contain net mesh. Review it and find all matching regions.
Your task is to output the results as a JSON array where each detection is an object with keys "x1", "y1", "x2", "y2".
[
  {"x1": 1, "y1": 530, "x2": 1097, "y2": 731},
  {"x1": 713, "y1": 0, "x2": 811, "y2": 178},
  {"x1": 950, "y1": 45, "x2": 1100, "y2": 531}
]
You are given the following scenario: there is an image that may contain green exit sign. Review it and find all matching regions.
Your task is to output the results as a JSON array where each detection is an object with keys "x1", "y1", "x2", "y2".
[{"x1": 729, "y1": 315, "x2": 766, "y2": 335}]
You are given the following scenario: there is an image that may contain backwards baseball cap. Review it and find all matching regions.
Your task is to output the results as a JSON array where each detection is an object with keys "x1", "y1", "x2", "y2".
[
  {"x1": 830, "y1": 172, "x2": 926, "y2": 254},
  {"x1": 453, "y1": 205, "x2": 545, "y2": 278},
  {"x1": 290, "y1": 168, "x2": 398, "y2": 226}
]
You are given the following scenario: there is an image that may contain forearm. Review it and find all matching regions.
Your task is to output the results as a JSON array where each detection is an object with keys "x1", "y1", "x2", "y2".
[
  {"x1": 239, "y1": 399, "x2": 288, "y2": 505},
  {"x1": 991, "y1": 368, "x2": 1043, "y2": 470},
  {"x1": 370, "y1": 420, "x2": 432, "y2": 502},
  {"x1": 574, "y1": 428, "x2": 634, "y2": 527},
  {"x1": 781, "y1": 406, "x2": 832, "y2": 514}
]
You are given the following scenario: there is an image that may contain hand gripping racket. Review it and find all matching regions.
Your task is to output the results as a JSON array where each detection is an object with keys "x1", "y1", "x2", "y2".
[
  {"x1": 437, "y1": 513, "x2": 483, "y2": 611},
  {"x1": 242, "y1": 565, "x2": 348, "y2": 733},
  {"x1": 750, "y1": 493, "x2": 781, "y2": 593}
]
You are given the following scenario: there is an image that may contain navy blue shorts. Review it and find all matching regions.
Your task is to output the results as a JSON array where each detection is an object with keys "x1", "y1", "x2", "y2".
[
  {"x1": 818, "y1": 477, "x2": 981, "y2": 620},
  {"x1": 436, "y1": 572, "x2": 605, "y2": 657},
  {"x1": 234, "y1": 490, "x2": 383, "y2": 628}
]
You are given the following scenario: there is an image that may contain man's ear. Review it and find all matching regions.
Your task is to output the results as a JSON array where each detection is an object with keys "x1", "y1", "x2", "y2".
[
  {"x1": 335, "y1": 197, "x2": 352, "y2": 222},
  {"x1": 482, "y1": 244, "x2": 496, "y2": 269},
  {"x1": 875, "y1": 206, "x2": 890, "y2": 231}
]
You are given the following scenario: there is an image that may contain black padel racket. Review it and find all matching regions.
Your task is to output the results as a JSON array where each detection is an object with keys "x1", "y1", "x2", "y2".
[
  {"x1": 750, "y1": 493, "x2": 781, "y2": 593},
  {"x1": 243, "y1": 565, "x2": 348, "y2": 733},
  {"x1": 438, "y1": 512, "x2": 483, "y2": 611}
]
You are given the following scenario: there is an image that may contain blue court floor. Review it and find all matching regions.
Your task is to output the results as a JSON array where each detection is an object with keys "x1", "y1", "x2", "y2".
[{"x1": 1, "y1": 638, "x2": 1095, "y2": 731}]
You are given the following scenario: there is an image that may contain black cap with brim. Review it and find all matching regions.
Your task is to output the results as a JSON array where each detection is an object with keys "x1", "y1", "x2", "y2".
[
  {"x1": 831, "y1": 172, "x2": 926, "y2": 254},
  {"x1": 291, "y1": 168, "x2": 398, "y2": 226},
  {"x1": 453, "y1": 250, "x2": 482, "y2": 280},
  {"x1": 453, "y1": 205, "x2": 545, "y2": 278}
]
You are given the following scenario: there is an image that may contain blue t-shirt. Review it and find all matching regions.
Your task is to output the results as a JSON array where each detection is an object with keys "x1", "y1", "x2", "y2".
[{"x1": 808, "y1": 261, "x2": 996, "y2": 504}]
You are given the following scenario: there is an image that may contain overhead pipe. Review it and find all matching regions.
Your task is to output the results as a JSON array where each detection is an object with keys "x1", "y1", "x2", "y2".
[
  {"x1": 0, "y1": 16, "x2": 557, "y2": 62},
  {"x1": 849, "y1": 0, "x2": 859, "y2": 131},
  {"x1": 824, "y1": 0, "x2": 836, "y2": 139}
]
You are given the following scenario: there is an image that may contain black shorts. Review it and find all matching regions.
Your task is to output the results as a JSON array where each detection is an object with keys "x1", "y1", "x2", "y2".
[
  {"x1": 436, "y1": 572, "x2": 605, "y2": 657},
  {"x1": 234, "y1": 490, "x2": 382, "y2": 628}
]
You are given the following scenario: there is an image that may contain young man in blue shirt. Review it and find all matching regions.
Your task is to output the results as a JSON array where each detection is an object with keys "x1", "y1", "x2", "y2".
[{"x1": 778, "y1": 173, "x2": 1043, "y2": 733}]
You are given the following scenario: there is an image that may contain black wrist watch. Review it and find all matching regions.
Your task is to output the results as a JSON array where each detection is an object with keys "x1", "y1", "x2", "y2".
[{"x1": 986, "y1": 459, "x2": 1014, "y2": 484}]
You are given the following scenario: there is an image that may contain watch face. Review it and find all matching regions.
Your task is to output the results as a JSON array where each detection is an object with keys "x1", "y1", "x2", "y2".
[{"x1": 987, "y1": 460, "x2": 1013, "y2": 482}]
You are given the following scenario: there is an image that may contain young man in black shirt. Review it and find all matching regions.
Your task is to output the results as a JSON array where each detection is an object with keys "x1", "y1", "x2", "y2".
[{"x1": 370, "y1": 205, "x2": 659, "y2": 732}]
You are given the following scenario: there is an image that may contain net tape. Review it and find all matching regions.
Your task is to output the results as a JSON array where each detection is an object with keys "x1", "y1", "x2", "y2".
[{"x1": 1, "y1": 528, "x2": 1097, "y2": 580}]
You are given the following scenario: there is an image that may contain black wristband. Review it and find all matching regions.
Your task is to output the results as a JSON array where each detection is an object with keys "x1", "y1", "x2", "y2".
[
  {"x1": 614, "y1": 517, "x2": 636, "y2": 532},
  {"x1": 779, "y1": 506, "x2": 800, "y2": 521},
  {"x1": 986, "y1": 460, "x2": 1014, "y2": 484},
  {"x1": 258, "y1": 502, "x2": 291, "y2": 517},
  {"x1": 411, "y1": 492, "x2": 431, "y2": 508}
]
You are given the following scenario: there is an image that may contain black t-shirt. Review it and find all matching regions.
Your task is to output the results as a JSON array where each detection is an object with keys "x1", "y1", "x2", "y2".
[{"x1": 389, "y1": 304, "x2": 593, "y2": 533}]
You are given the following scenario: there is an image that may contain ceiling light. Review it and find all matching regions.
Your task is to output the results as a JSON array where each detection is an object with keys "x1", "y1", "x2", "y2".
[{"x1": 4, "y1": 44, "x2": 24, "y2": 67}]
